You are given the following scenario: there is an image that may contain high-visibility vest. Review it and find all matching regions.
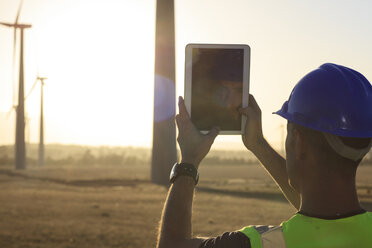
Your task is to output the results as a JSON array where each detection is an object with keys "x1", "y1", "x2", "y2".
[{"x1": 239, "y1": 212, "x2": 372, "y2": 248}]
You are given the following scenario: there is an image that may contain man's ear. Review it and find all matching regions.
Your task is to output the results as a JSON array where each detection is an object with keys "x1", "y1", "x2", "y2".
[{"x1": 293, "y1": 128, "x2": 306, "y2": 160}]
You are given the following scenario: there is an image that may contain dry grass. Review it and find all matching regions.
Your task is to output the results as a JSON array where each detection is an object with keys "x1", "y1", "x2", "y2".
[{"x1": 0, "y1": 164, "x2": 371, "y2": 248}]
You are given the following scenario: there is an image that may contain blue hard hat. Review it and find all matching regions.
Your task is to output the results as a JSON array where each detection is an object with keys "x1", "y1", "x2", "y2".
[{"x1": 274, "y1": 63, "x2": 372, "y2": 138}]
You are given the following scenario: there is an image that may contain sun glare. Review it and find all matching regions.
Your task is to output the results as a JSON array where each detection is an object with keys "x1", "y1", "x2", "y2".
[{"x1": 22, "y1": 0, "x2": 156, "y2": 146}]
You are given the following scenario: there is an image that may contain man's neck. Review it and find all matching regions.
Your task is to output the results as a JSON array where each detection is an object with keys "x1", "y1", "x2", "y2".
[{"x1": 299, "y1": 176, "x2": 363, "y2": 219}]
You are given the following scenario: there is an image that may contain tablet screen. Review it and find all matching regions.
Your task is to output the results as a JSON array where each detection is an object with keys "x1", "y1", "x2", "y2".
[{"x1": 191, "y1": 48, "x2": 244, "y2": 131}]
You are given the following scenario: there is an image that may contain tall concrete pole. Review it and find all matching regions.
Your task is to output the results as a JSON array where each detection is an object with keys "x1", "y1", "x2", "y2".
[
  {"x1": 15, "y1": 28, "x2": 26, "y2": 170},
  {"x1": 151, "y1": 0, "x2": 177, "y2": 185},
  {"x1": 38, "y1": 80, "x2": 45, "y2": 166}
]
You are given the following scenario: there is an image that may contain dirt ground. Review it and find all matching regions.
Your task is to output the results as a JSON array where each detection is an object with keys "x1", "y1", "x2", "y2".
[{"x1": 0, "y1": 164, "x2": 371, "y2": 248}]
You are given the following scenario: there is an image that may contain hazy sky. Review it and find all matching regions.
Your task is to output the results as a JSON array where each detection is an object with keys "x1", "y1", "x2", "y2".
[{"x1": 1, "y1": 0, "x2": 372, "y2": 150}]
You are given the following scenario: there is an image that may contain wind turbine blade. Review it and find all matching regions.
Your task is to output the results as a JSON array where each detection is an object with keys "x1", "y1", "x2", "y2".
[
  {"x1": 0, "y1": 22, "x2": 13, "y2": 27},
  {"x1": 5, "y1": 109, "x2": 12, "y2": 119},
  {"x1": 25, "y1": 77, "x2": 39, "y2": 100},
  {"x1": 12, "y1": 29, "x2": 17, "y2": 107},
  {"x1": 15, "y1": 0, "x2": 24, "y2": 24},
  {"x1": 5, "y1": 106, "x2": 15, "y2": 119}
]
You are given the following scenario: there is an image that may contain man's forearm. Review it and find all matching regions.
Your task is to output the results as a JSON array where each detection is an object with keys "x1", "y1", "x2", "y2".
[
  {"x1": 252, "y1": 138, "x2": 300, "y2": 210},
  {"x1": 157, "y1": 176, "x2": 203, "y2": 248}
]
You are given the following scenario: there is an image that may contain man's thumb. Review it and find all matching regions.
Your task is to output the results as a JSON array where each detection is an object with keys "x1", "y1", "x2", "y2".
[{"x1": 208, "y1": 127, "x2": 220, "y2": 140}]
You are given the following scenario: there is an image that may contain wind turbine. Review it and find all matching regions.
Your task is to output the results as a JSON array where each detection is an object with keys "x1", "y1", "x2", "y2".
[
  {"x1": 0, "y1": 0, "x2": 32, "y2": 170},
  {"x1": 25, "y1": 113, "x2": 30, "y2": 144},
  {"x1": 151, "y1": 0, "x2": 177, "y2": 185},
  {"x1": 24, "y1": 75, "x2": 47, "y2": 166},
  {"x1": 37, "y1": 76, "x2": 46, "y2": 166}
]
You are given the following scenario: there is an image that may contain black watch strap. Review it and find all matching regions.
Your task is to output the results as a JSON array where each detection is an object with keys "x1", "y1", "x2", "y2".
[{"x1": 169, "y1": 163, "x2": 199, "y2": 185}]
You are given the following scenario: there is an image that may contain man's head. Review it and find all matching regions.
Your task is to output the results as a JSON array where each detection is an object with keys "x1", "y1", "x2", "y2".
[
  {"x1": 274, "y1": 63, "x2": 372, "y2": 192},
  {"x1": 285, "y1": 121, "x2": 371, "y2": 191}
]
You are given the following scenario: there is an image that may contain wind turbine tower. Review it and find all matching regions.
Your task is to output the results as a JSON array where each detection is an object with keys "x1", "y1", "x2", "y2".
[
  {"x1": 0, "y1": 0, "x2": 32, "y2": 169},
  {"x1": 151, "y1": 0, "x2": 177, "y2": 185},
  {"x1": 38, "y1": 77, "x2": 46, "y2": 166}
]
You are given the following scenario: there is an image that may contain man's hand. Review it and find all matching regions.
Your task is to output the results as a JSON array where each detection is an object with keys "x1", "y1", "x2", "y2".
[
  {"x1": 176, "y1": 96, "x2": 219, "y2": 168},
  {"x1": 239, "y1": 94, "x2": 300, "y2": 209},
  {"x1": 157, "y1": 97, "x2": 216, "y2": 248},
  {"x1": 239, "y1": 94, "x2": 265, "y2": 153}
]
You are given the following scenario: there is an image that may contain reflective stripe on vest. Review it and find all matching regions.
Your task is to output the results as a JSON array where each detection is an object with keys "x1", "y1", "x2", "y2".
[
  {"x1": 239, "y1": 212, "x2": 372, "y2": 248},
  {"x1": 239, "y1": 225, "x2": 286, "y2": 248}
]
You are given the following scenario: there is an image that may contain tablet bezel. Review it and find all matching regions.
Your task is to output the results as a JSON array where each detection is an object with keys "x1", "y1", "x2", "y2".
[{"x1": 184, "y1": 43, "x2": 250, "y2": 135}]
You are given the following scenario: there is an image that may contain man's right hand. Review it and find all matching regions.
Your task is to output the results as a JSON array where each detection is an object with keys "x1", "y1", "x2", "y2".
[{"x1": 239, "y1": 94, "x2": 265, "y2": 153}]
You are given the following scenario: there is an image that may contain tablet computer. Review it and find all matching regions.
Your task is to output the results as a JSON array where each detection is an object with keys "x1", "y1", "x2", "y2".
[{"x1": 184, "y1": 44, "x2": 250, "y2": 134}]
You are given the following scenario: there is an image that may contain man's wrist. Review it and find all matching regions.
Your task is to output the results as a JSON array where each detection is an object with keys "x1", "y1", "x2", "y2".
[
  {"x1": 180, "y1": 158, "x2": 200, "y2": 168},
  {"x1": 172, "y1": 174, "x2": 196, "y2": 187},
  {"x1": 250, "y1": 137, "x2": 269, "y2": 157},
  {"x1": 170, "y1": 162, "x2": 199, "y2": 185}
]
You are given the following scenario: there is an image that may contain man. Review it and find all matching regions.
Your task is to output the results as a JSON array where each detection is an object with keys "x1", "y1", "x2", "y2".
[{"x1": 156, "y1": 63, "x2": 372, "y2": 248}]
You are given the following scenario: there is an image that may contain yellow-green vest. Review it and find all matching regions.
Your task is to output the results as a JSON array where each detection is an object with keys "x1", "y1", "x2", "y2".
[{"x1": 239, "y1": 212, "x2": 372, "y2": 248}]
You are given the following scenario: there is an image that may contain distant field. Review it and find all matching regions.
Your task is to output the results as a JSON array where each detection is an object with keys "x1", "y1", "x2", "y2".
[{"x1": 0, "y1": 163, "x2": 371, "y2": 248}]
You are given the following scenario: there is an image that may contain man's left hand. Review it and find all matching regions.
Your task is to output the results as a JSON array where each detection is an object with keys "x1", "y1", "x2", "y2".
[{"x1": 176, "y1": 96, "x2": 220, "y2": 168}]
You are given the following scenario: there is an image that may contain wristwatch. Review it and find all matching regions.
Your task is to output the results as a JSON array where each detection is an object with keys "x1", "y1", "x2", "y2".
[{"x1": 169, "y1": 162, "x2": 199, "y2": 185}]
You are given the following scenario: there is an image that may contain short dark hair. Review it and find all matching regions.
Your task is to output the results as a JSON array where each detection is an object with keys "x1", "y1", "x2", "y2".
[{"x1": 291, "y1": 122, "x2": 371, "y2": 166}]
